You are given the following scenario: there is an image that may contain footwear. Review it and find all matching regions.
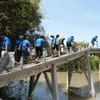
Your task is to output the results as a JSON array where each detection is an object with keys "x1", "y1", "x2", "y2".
[
  {"x1": 6, "y1": 68, "x2": 10, "y2": 72},
  {"x1": 3, "y1": 66, "x2": 10, "y2": 73},
  {"x1": 15, "y1": 61, "x2": 21, "y2": 65},
  {"x1": 55, "y1": 55, "x2": 58, "y2": 57},
  {"x1": 34, "y1": 60, "x2": 40, "y2": 64},
  {"x1": 52, "y1": 55, "x2": 55, "y2": 58}
]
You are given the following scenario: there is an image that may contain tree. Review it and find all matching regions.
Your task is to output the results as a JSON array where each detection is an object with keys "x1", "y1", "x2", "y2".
[
  {"x1": 75, "y1": 41, "x2": 89, "y2": 50},
  {"x1": 0, "y1": 0, "x2": 43, "y2": 50},
  {"x1": 0, "y1": 0, "x2": 43, "y2": 35}
]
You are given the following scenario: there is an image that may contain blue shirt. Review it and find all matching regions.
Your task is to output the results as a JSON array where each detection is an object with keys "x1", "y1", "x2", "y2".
[
  {"x1": 21, "y1": 39, "x2": 31, "y2": 50},
  {"x1": 51, "y1": 37, "x2": 56, "y2": 45},
  {"x1": 15, "y1": 40, "x2": 21, "y2": 49},
  {"x1": 67, "y1": 36, "x2": 74, "y2": 42},
  {"x1": 91, "y1": 36, "x2": 97, "y2": 42},
  {"x1": 34, "y1": 38, "x2": 44, "y2": 47},
  {"x1": 1, "y1": 36, "x2": 11, "y2": 51}
]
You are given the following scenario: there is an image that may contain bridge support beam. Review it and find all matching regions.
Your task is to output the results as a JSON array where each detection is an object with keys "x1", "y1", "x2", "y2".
[
  {"x1": 66, "y1": 61, "x2": 77, "y2": 91},
  {"x1": 28, "y1": 64, "x2": 59, "y2": 100},
  {"x1": 85, "y1": 54, "x2": 95, "y2": 97},
  {"x1": 43, "y1": 71, "x2": 53, "y2": 95},
  {"x1": 66, "y1": 56, "x2": 95, "y2": 97},
  {"x1": 28, "y1": 73, "x2": 41, "y2": 100},
  {"x1": 66, "y1": 62, "x2": 70, "y2": 91},
  {"x1": 51, "y1": 64, "x2": 59, "y2": 100}
]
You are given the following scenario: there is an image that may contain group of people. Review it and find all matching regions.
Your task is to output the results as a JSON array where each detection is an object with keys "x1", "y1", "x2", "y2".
[
  {"x1": 14, "y1": 35, "x2": 45, "y2": 64},
  {"x1": 50, "y1": 34, "x2": 98, "y2": 56},
  {"x1": 50, "y1": 34, "x2": 75, "y2": 56},
  {"x1": 0, "y1": 33, "x2": 45, "y2": 72},
  {"x1": 0, "y1": 32, "x2": 98, "y2": 72}
]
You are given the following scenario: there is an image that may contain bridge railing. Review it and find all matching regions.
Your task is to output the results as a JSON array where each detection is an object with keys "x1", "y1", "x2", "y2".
[{"x1": 0, "y1": 46, "x2": 100, "y2": 73}]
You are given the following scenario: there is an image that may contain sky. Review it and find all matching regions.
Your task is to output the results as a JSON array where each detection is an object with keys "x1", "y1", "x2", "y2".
[{"x1": 40, "y1": 0, "x2": 100, "y2": 46}]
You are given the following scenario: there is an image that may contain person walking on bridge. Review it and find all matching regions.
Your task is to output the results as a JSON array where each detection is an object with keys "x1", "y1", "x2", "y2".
[
  {"x1": 14, "y1": 35, "x2": 24, "y2": 64},
  {"x1": 0, "y1": 33, "x2": 11, "y2": 72},
  {"x1": 55, "y1": 34, "x2": 60, "y2": 57},
  {"x1": 34, "y1": 35, "x2": 45, "y2": 64},
  {"x1": 50, "y1": 35, "x2": 56, "y2": 57},
  {"x1": 91, "y1": 36, "x2": 98, "y2": 48},
  {"x1": 20, "y1": 36, "x2": 32, "y2": 64},
  {"x1": 66, "y1": 36, "x2": 74, "y2": 54},
  {"x1": 57, "y1": 37, "x2": 65, "y2": 54}
]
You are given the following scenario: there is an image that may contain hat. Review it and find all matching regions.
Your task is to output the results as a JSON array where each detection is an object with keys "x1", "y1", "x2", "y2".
[
  {"x1": 40, "y1": 35, "x2": 44, "y2": 38},
  {"x1": 71, "y1": 36, "x2": 74, "y2": 38},
  {"x1": 50, "y1": 35, "x2": 54, "y2": 37},
  {"x1": 56, "y1": 34, "x2": 59, "y2": 37}
]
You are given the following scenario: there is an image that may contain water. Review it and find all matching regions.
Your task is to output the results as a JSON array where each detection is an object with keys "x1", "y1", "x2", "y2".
[
  {"x1": 0, "y1": 72, "x2": 100, "y2": 100},
  {"x1": 31, "y1": 72, "x2": 100, "y2": 100}
]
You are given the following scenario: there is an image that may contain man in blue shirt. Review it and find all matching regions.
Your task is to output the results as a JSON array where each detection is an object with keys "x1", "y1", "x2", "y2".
[
  {"x1": 66, "y1": 36, "x2": 74, "y2": 54},
  {"x1": 34, "y1": 35, "x2": 45, "y2": 63},
  {"x1": 91, "y1": 36, "x2": 98, "y2": 47},
  {"x1": 55, "y1": 34, "x2": 60, "y2": 57},
  {"x1": 50, "y1": 35, "x2": 56, "y2": 57},
  {"x1": 14, "y1": 35, "x2": 23, "y2": 63},
  {"x1": 0, "y1": 33, "x2": 11, "y2": 72},
  {"x1": 20, "y1": 36, "x2": 31, "y2": 64}
]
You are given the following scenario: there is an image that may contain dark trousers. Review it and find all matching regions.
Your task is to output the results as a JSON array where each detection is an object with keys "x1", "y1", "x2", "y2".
[
  {"x1": 14, "y1": 49, "x2": 22, "y2": 62},
  {"x1": 35, "y1": 46, "x2": 43, "y2": 59},
  {"x1": 22, "y1": 49, "x2": 29, "y2": 64}
]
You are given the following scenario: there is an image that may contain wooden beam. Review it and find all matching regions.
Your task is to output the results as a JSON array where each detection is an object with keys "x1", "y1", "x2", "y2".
[
  {"x1": 85, "y1": 54, "x2": 96, "y2": 97},
  {"x1": 43, "y1": 71, "x2": 53, "y2": 95},
  {"x1": 51, "y1": 64, "x2": 59, "y2": 100},
  {"x1": 28, "y1": 73, "x2": 41, "y2": 100},
  {"x1": 28, "y1": 75, "x2": 35, "y2": 98}
]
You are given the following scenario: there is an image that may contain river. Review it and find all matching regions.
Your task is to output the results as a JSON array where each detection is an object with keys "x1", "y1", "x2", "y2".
[
  {"x1": 32, "y1": 72, "x2": 100, "y2": 100},
  {"x1": 0, "y1": 72, "x2": 100, "y2": 100}
]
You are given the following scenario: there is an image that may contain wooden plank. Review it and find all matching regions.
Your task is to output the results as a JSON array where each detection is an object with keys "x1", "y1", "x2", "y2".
[{"x1": 0, "y1": 64, "x2": 52, "y2": 88}]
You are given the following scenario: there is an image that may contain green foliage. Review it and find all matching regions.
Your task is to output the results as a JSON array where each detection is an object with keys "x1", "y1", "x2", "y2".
[
  {"x1": 89, "y1": 56, "x2": 100, "y2": 71},
  {"x1": 57, "y1": 56, "x2": 100, "y2": 72},
  {"x1": 0, "y1": 0, "x2": 44, "y2": 50},
  {"x1": 0, "y1": 0, "x2": 43, "y2": 35},
  {"x1": 57, "y1": 63, "x2": 67, "y2": 72},
  {"x1": 75, "y1": 41, "x2": 89, "y2": 50}
]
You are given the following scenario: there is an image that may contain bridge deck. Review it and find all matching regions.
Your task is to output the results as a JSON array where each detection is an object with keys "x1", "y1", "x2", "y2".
[{"x1": 0, "y1": 48, "x2": 100, "y2": 88}]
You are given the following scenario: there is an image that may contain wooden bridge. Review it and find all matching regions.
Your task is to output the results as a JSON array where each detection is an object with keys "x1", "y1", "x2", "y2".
[{"x1": 0, "y1": 48, "x2": 100, "y2": 100}]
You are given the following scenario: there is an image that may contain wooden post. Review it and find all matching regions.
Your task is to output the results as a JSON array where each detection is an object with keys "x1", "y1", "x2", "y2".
[
  {"x1": 58, "y1": 50, "x2": 61, "y2": 57},
  {"x1": 70, "y1": 47, "x2": 72, "y2": 53},
  {"x1": 28, "y1": 73, "x2": 41, "y2": 100},
  {"x1": 28, "y1": 75, "x2": 35, "y2": 100},
  {"x1": 66, "y1": 62, "x2": 70, "y2": 100},
  {"x1": 20, "y1": 56, "x2": 23, "y2": 70},
  {"x1": 80, "y1": 60, "x2": 90, "y2": 86},
  {"x1": 99, "y1": 63, "x2": 100, "y2": 79},
  {"x1": 43, "y1": 71, "x2": 53, "y2": 95},
  {"x1": 43, "y1": 50, "x2": 46, "y2": 62},
  {"x1": 99, "y1": 63, "x2": 100, "y2": 87},
  {"x1": 66, "y1": 62, "x2": 71, "y2": 91},
  {"x1": 86, "y1": 54, "x2": 95, "y2": 97},
  {"x1": 51, "y1": 64, "x2": 59, "y2": 100}
]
